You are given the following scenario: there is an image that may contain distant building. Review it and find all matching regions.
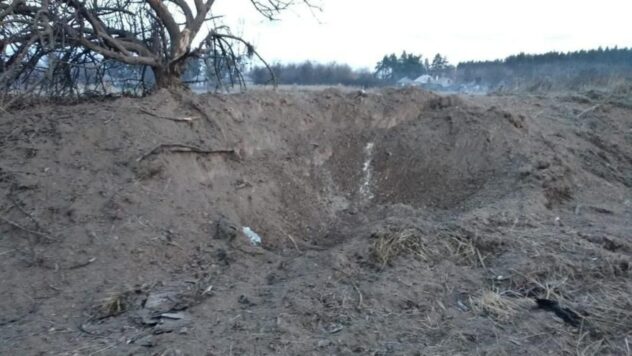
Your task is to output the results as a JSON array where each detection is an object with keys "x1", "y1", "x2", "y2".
[
  {"x1": 397, "y1": 77, "x2": 414, "y2": 86},
  {"x1": 433, "y1": 76, "x2": 453, "y2": 87},
  {"x1": 397, "y1": 75, "x2": 454, "y2": 89},
  {"x1": 414, "y1": 74, "x2": 432, "y2": 84}
]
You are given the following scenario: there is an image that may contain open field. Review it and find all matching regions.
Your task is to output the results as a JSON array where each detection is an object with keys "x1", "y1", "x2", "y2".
[{"x1": 0, "y1": 87, "x2": 631, "y2": 355}]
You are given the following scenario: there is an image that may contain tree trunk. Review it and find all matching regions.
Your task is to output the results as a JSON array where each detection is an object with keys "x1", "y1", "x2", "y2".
[{"x1": 152, "y1": 65, "x2": 185, "y2": 89}]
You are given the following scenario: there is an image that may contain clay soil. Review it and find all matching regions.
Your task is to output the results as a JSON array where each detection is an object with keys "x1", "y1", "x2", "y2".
[{"x1": 0, "y1": 87, "x2": 631, "y2": 355}]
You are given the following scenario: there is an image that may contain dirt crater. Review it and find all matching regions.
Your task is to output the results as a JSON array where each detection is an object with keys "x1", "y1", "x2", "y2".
[
  {"x1": 1, "y1": 88, "x2": 630, "y2": 355},
  {"x1": 323, "y1": 100, "x2": 533, "y2": 211}
]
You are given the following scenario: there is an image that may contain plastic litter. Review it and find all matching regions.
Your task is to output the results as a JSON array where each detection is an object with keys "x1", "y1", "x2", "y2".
[{"x1": 242, "y1": 227, "x2": 262, "y2": 246}]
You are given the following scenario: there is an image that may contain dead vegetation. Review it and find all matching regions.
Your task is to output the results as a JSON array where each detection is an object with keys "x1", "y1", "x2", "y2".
[
  {"x1": 368, "y1": 226, "x2": 495, "y2": 269},
  {"x1": 369, "y1": 228, "x2": 440, "y2": 268},
  {"x1": 470, "y1": 290, "x2": 527, "y2": 322},
  {"x1": 93, "y1": 291, "x2": 131, "y2": 320}
]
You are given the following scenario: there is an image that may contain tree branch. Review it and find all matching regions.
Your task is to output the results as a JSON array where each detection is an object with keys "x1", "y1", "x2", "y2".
[
  {"x1": 167, "y1": 0, "x2": 193, "y2": 26},
  {"x1": 72, "y1": 32, "x2": 158, "y2": 66},
  {"x1": 146, "y1": 0, "x2": 181, "y2": 55}
]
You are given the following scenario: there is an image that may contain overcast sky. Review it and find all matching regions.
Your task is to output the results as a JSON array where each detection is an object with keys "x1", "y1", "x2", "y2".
[{"x1": 211, "y1": 0, "x2": 632, "y2": 69}]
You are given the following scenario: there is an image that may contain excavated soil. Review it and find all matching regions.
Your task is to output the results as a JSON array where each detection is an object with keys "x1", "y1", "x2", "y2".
[{"x1": 0, "y1": 87, "x2": 631, "y2": 355}]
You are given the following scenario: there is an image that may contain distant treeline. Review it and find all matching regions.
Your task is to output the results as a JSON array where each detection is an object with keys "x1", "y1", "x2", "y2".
[
  {"x1": 249, "y1": 62, "x2": 381, "y2": 87},
  {"x1": 251, "y1": 47, "x2": 632, "y2": 90},
  {"x1": 457, "y1": 47, "x2": 632, "y2": 89},
  {"x1": 250, "y1": 52, "x2": 453, "y2": 87},
  {"x1": 98, "y1": 47, "x2": 632, "y2": 91}
]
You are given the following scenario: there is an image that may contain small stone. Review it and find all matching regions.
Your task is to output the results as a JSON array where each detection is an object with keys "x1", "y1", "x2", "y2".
[
  {"x1": 456, "y1": 300, "x2": 470, "y2": 312},
  {"x1": 325, "y1": 323, "x2": 344, "y2": 334},
  {"x1": 154, "y1": 317, "x2": 191, "y2": 334},
  {"x1": 518, "y1": 165, "x2": 532, "y2": 177},
  {"x1": 145, "y1": 291, "x2": 179, "y2": 312},
  {"x1": 536, "y1": 161, "x2": 551, "y2": 170},
  {"x1": 216, "y1": 217, "x2": 238, "y2": 240},
  {"x1": 136, "y1": 335, "x2": 155, "y2": 347},
  {"x1": 238, "y1": 295, "x2": 256, "y2": 307},
  {"x1": 137, "y1": 310, "x2": 159, "y2": 326},
  {"x1": 161, "y1": 312, "x2": 186, "y2": 320}
]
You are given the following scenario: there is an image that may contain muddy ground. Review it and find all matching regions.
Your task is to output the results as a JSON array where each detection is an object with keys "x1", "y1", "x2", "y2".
[{"x1": 0, "y1": 87, "x2": 631, "y2": 355}]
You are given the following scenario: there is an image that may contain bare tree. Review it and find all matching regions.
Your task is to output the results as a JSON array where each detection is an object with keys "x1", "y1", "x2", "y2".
[{"x1": 0, "y1": 0, "x2": 317, "y2": 94}]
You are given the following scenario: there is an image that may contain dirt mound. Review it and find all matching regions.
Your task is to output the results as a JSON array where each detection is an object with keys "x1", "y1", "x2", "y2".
[{"x1": 0, "y1": 88, "x2": 630, "y2": 355}]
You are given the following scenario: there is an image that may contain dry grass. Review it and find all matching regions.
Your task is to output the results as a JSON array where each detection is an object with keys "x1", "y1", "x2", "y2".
[
  {"x1": 578, "y1": 281, "x2": 632, "y2": 343},
  {"x1": 370, "y1": 219, "x2": 631, "y2": 355},
  {"x1": 487, "y1": 233, "x2": 632, "y2": 355},
  {"x1": 421, "y1": 217, "x2": 632, "y2": 355},
  {"x1": 369, "y1": 226, "x2": 500, "y2": 269},
  {"x1": 92, "y1": 291, "x2": 130, "y2": 319},
  {"x1": 369, "y1": 228, "x2": 443, "y2": 268},
  {"x1": 470, "y1": 290, "x2": 524, "y2": 322},
  {"x1": 446, "y1": 235, "x2": 488, "y2": 268}
]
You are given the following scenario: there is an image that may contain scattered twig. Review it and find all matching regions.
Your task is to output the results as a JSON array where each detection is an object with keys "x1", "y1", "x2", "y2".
[
  {"x1": 47, "y1": 283, "x2": 63, "y2": 292},
  {"x1": 68, "y1": 257, "x2": 97, "y2": 270},
  {"x1": 169, "y1": 90, "x2": 227, "y2": 142},
  {"x1": 0, "y1": 215, "x2": 56, "y2": 241},
  {"x1": 136, "y1": 143, "x2": 236, "y2": 162},
  {"x1": 183, "y1": 98, "x2": 213, "y2": 123},
  {"x1": 276, "y1": 223, "x2": 326, "y2": 251},
  {"x1": 334, "y1": 268, "x2": 364, "y2": 310},
  {"x1": 351, "y1": 281, "x2": 364, "y2": 310},
  {"x1": 576, "y1": 104, "x2": 601, "y2": 119},
  {"x1": 8, "y1": 196, "x2": 51, "y2": 236},
  {"x1": 0, "y1": 104, "x2": 11, "y2": 116},
  {"x1": 285, "y1": 234, "x2": 301, "y2": 252},
  {"x1": 475, "y1": 248, "x2": 487, "y2": 269},
  {"x1": 202, "y1": 285, "x2": 214, "y2": 296},
  {"x1": 509, "y1": 338, "x2": 522, "y2": 346},
  {"x1": 138, "y1": 107, "x2": 198, "y2": 123},
  {"x1": 184, "y1": 97, "x2": 228, "y2": 143}
]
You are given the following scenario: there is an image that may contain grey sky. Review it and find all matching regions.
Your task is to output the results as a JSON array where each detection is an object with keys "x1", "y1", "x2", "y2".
[{"x1": 213, "y1": 0, "x2": 631, "y2": 69}]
